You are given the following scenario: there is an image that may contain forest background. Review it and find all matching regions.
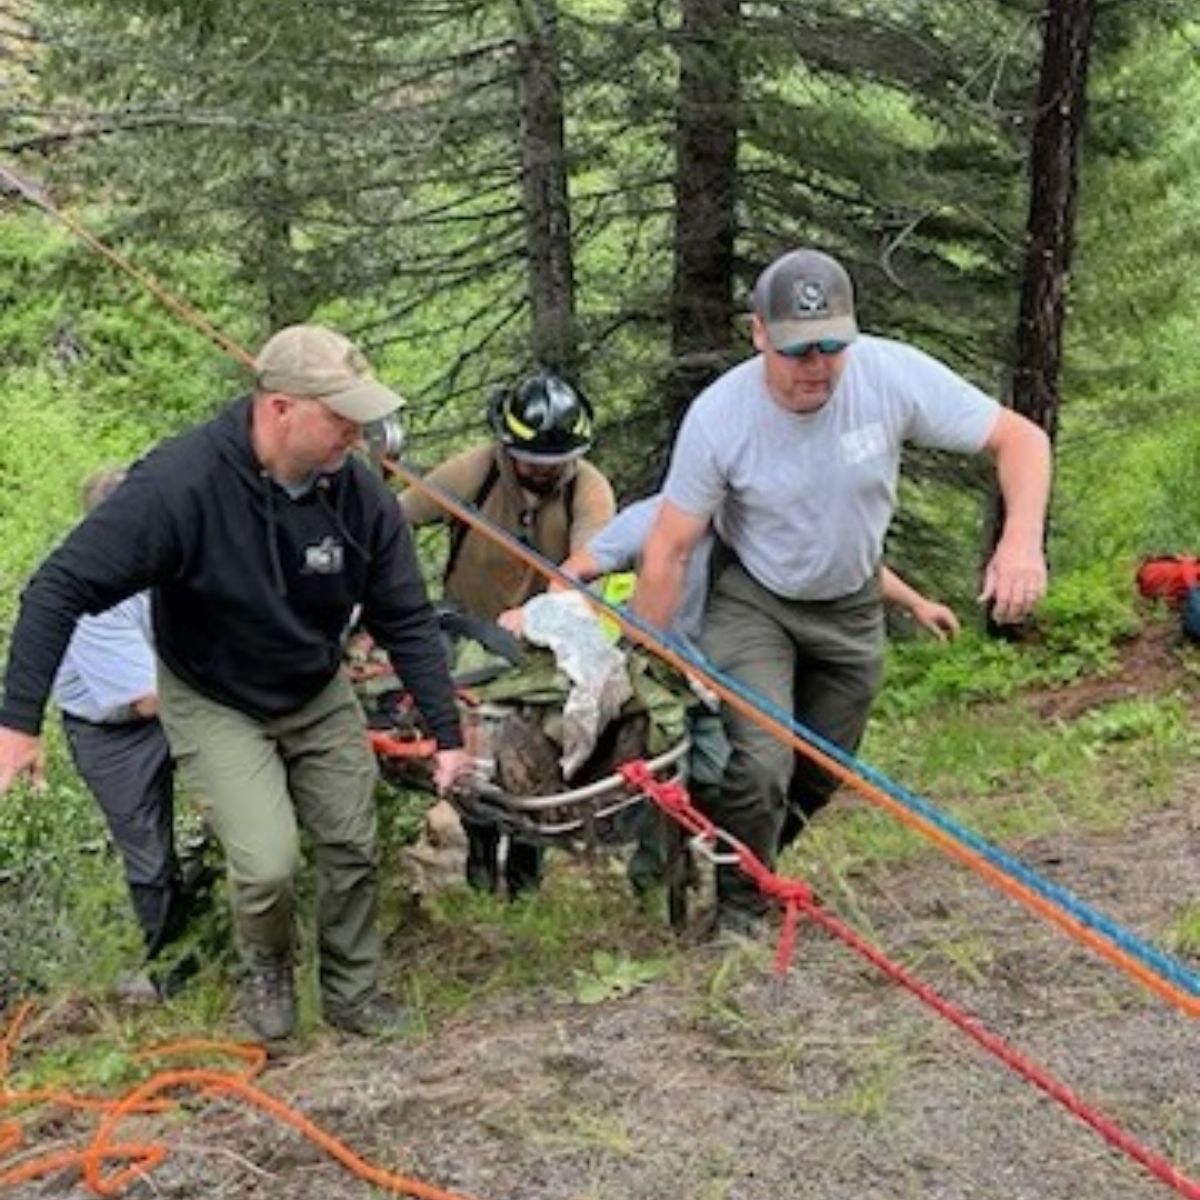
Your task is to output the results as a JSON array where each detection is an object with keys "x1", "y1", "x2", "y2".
[
  {"x1": 3, "y1": 0, "x2": 1200, "y2": 626},
  {"x1": 0, "y1": 0, "x2": 1198, "y2": 1144}
]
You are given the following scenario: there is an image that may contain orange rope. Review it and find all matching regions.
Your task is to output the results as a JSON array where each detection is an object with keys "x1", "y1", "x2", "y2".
[{"x1": 0, "y1": 1008, "x2": 481, "y2": 1199}]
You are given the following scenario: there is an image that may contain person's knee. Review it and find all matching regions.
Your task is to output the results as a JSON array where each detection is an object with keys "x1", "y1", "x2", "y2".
[
  {"x1": 789, "y1": 753, "x2": 838, "y2": 798},
  {"x1": 321, "y1": 834, "x2": 379, "y2": 880},
  {"x1": 232, "y1": 840, "x2": 301, "y2": 899},
  {"x1": 108, "y1": 819, "x2": 176, "y2": 888}
]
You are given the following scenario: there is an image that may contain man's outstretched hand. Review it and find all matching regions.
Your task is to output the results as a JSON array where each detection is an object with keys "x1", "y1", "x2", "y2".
[
  {"x1": 979, "y1": 539, "x2": 1048, "y2": 625},
  {"x1": 0, "y1": 728, "x2": 46, "y2": 794}
]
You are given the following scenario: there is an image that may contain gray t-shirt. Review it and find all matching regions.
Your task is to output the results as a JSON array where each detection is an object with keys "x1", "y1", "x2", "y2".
[
  {"x1": 663, "y1": 335, "x2": 1000, "y2": 600},
  {"x1": 587, "y1": 496, "x2": 714, "y2": 650}
]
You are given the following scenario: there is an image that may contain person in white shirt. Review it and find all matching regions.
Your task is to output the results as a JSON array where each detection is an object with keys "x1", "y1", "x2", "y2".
[{"x1": 52, "y1": 467, "x2": 190, "y2": 963}]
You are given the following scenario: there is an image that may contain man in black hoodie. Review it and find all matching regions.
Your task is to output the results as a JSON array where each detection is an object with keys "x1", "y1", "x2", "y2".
[{"x1": 0, "y1": 324, "x2": 468, "y2": 1041}]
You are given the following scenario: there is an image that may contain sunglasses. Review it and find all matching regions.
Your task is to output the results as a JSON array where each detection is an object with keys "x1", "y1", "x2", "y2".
[{"x1": 778, "y1": 338, "x2": 850, "y2": 359}]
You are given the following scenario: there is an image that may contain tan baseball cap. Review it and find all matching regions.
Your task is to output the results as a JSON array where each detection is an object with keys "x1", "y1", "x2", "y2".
[
  {"x1": 752, "y1": 249, "x2": 859, "y2": 351},
  {"x1": 254, "y1": 324, "x2": 405, "y2": 423}
]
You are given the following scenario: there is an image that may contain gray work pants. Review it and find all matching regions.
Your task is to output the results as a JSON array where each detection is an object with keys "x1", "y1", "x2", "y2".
[
  {"x1": 700, "y1": 559, "x2": 884, "y2": 914},
  {"x1": 157, "y1": 664, "x2": 380, "y2": 1009},
  {"x1": 61, "y1": 714, "x2": 180, "y2": 954}
]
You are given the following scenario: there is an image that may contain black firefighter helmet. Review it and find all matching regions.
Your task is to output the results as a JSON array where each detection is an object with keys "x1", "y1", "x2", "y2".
[{"x1": 488, "y1": 372, "x2": 594, "y2": 464}]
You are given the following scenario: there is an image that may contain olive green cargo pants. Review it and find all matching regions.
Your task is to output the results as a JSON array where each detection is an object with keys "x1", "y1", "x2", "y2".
[{"x1": 157, "y1": 664, "x2": 380, "y2": 1009}]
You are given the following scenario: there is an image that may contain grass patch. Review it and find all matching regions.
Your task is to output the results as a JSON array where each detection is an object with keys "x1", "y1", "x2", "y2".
[
  {"x1": 795, "y1": 1040, "x2": 906, "y2": 1123},
  {"x1": 379, "y1": 858, "x2": 681, "y2": 1025},
  {"x1": 1165, "y1": 903, "x2": 1200, "y2": 959},
  {"x1": 787, "y1": 687, "x2": 1194, "y2": 906},
  {"x1": 904, "y1": 930, "x2": 997, "y2": 987},
  {"x1": 529, "y1": 1107, "x2": 641, "y2": 1157}
]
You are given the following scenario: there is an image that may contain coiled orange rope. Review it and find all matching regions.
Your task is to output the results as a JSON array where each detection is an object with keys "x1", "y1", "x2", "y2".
[{"x1": 0, "y1": 1002, "x2": 481, "y2": 1199}]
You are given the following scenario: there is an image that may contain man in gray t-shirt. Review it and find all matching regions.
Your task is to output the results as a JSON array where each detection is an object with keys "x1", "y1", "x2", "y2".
[{"x1": 633, "y1": 248, "x2": 1051, "y2": 934}]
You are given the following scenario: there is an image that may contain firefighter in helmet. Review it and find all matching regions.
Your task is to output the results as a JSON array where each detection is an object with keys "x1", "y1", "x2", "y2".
[{"x1": 399, "y1": 371, "x2": 615, "y2": 896}]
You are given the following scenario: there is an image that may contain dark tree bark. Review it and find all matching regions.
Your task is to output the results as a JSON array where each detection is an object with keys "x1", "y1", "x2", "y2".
[
  {"x1": 1011, "y1": 0, "x2": 1097, "y2": 445},
  {"x1": 664, "y1": 0, "x2": 741, "y2": 434},
  {"x1": 987, "y1": 0, "x2": 1096, "y2": 633},
  {"x1": 514, "y1": 0, "x2": 578, "y2": 375},
  {"x1": 250, "y1": 172, "x2": 306, "y2": 329}
]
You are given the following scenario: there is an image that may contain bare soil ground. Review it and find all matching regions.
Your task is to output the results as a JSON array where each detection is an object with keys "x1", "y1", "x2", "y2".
[
  {"x1": 9, "y1": 630, "x2": 1200, "y2": 1200},
  {"x1": 1028, "y1": 620, "x2": 1195, "y2": 722}
]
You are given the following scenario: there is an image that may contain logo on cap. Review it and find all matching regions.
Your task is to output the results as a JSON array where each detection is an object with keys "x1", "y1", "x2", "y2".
[{"x1": 793, "y1": 279, "x2": 829, "y2": 317}]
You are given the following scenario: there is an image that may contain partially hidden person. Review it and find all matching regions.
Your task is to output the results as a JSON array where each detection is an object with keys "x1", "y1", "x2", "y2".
[{"x1": 399, "y1": 371, "x2": 615, "y2": 898}]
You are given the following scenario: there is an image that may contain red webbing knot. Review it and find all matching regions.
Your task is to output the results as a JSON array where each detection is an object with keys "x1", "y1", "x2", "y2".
[
  {"x1": 732, "y1": 849, "x2": 814, "y2": 973},
  {"x1": 776, "y1": 902, "x2": 804, "y2": 975},
  {"x1": 619, "y1": 762, "x2": 720, "y2": 844},
  {"x1": 621, "y1": 760, "x2": 818, "y2": 973}
]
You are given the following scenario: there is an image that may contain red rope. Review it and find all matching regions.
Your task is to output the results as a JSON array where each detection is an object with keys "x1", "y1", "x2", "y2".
[
  {"x1": 806, "y1": 906, "x2": 1200, "y2": 1199},
  {"x1": 620, "y1": 761, "x2": 1200, "y2": 1200}
]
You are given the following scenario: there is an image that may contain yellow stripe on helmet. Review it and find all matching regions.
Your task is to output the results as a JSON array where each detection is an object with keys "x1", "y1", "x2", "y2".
[{"x1": 505, "y1": 410, "x2": 537, "y2": 441}]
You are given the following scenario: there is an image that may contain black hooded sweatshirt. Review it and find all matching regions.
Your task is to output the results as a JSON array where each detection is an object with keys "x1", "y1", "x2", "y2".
[{"x1": 0, "y1": 397, "x2": 461, "y2": 747}]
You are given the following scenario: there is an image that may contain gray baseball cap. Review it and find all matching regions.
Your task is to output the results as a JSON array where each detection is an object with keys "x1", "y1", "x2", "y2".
[
  {"x1": 255, "y1": 324, "x2": 405, "y2": 423},
  {"x1": 752, "y1": 249, "x2": 859, "y2": 351}
]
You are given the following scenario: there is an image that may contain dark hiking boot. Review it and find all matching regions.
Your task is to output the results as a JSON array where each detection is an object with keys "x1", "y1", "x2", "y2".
[
  {"x1": 241, "y1": 961, "x2": 296, "y2": 1041},
  {"x1": 150, "y1": 950, "x2": 202, "y2": 999},
  {"x1": 324, "y1": 991, "x2": 410, "y2": 1038}
]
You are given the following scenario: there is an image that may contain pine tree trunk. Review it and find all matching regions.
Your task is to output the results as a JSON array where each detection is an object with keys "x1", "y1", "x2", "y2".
[
  {"x1": 515, "y1": 0, "x2": 578, "y2": 375},
  {"x1": 986, "y1": 0, "x2": 1095, "y2": 630},
  {"x1": 1012, "y1": 0, "x2": 1096, "y2": 444},
  {"x1": 664, "y1": 0, "x2": 741, "y2": 437}
]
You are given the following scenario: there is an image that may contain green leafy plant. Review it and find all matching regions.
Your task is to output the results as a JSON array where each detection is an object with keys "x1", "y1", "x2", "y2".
[
  {"x1": 572, "y1": 949, "x2": 667, "y2": 1004},
  {"x1": 1073, "y1": 697, "x2": 1186, "y2": 748}
]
